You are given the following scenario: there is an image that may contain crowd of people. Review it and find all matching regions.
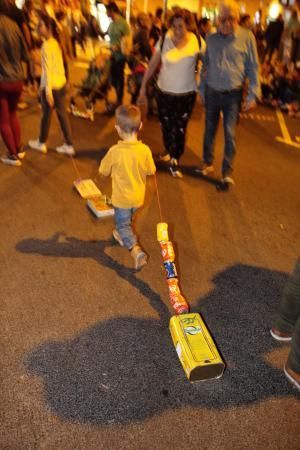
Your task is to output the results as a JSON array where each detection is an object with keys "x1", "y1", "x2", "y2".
[{"x1": 0, "y1": 0, "x2": 299, "y2": 391}]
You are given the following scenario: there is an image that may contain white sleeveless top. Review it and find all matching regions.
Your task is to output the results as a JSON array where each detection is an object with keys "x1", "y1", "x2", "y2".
[{"x1": 156, "y1": 32, "x2": 200, "y2": 94}]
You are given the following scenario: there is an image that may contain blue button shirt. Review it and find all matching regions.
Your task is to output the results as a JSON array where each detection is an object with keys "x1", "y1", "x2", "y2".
[{"x1": 200, "y1": 26, "x2": 261, "y2": 102}]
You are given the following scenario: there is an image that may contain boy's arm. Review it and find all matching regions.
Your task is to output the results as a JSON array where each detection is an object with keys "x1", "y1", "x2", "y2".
[
  {"x1": 146, "y1": 150, "x2": 156, "y2": 176},
  {"x1": 99, "y1": 151, "x2": 113, "y2": 177}
]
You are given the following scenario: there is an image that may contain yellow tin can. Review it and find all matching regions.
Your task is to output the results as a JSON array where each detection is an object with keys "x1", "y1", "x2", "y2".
[
  {"x1": 157, "y1": 222, "x2": 169, "y2": 243},
  {"x1": 169, "y1": 313, "x2": 225, "y2": 382}
]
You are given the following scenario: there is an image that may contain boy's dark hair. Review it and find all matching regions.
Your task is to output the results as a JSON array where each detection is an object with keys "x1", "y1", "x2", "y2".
[{"x1": 116, "y1": 105, "x2": 141, "y2": 134}]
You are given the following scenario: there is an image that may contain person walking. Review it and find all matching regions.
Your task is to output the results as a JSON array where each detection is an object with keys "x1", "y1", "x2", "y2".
[
  {"x1": 198, "y1": 0, "x2": 260, "y2": 188},
  {"x1": 29, "y1": 14, "x2": 75, "y2": 156},
  {"x1": 0, "y1": 1, "x2": 30, "y2": 166},
  {"x1": 99, "y1": 105, "x2": 156, "y2": 270},
  {"x1": 270, "y1": 258, "x2": 300, "y2": 391},
  {"x1": 106, "y1": 2, "x2": 130, "y2": 108},
  {"x1": 139, "y1": 9, "x2": 201, "y2": 178}
]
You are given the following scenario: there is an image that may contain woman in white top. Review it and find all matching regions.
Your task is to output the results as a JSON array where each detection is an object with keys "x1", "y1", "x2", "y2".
[
  {"x1": 29, "y1": 14, "x2": 74, "y2": 155},
  {"x1": 139, "y1": 9, "x2": 201, "y2": 177}
]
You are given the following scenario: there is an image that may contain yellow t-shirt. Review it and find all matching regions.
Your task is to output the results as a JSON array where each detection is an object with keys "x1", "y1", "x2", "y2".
[{"x1": 99, "y1": 140, "x2": 156, "y2": 209}]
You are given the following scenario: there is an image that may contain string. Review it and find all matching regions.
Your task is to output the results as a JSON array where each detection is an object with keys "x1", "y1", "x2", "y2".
[
  {"x1": 70, "y1": 155, "x2": 82, "y2": 180},
  {"x1": 154, "y1": 173, "x2": 163, "y2": 223}
]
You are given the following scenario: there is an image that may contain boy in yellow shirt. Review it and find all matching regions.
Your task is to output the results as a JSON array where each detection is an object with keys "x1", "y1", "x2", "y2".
[{"x1": 99, "y1": 105, "x2": 156, "y2": 270}]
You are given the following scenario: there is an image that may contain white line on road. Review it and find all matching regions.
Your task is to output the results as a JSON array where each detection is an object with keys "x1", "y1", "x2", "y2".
[{"x1": 275, "y1": 109, "x2": 300, "y2": 149}]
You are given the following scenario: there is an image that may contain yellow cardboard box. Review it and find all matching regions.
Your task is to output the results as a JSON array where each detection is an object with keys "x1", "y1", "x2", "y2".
[{"x1": 169, "y1": 313, "x2": 225, "y2": 382}]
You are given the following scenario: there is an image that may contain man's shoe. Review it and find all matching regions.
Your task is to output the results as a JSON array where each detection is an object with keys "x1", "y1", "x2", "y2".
[
  {"x1": 270, "y1": 328, "x2": 292, "y2": 342},
  {"x1": 56, "y1": 143, "x2": 75, "y2": 156},
  {"x1": 169, "y1": 158, "x2": 183, "y2": 178},
  {"x1": 159, "y1": 153, "x2": 171, "y2": 162},
  {"x1": 1, "y1": 155, "x2": 22, "y2": 167},
  {"x1": 112, "y1": 229, "x2": 124, "y2": 247},
  {"x1": 216, "y1": 176, "x2": 235, "y2": 191},
  {"x1": 131, "y1": 245, "x2": 147, "y2": 271},
  {"x1": 196, "y1": 163, "x2": 214, "y2": 176},
  {"x1": 284, "y1": 365, "x2": 300, "y2": 391},
  {"x1": 28, "y1": 139, "x2": 47, "y2": 153}
]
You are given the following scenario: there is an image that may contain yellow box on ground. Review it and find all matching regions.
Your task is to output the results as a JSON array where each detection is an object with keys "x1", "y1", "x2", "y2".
[{"x1": 169, "y1": 313, "x2": 225, "y2": 382}]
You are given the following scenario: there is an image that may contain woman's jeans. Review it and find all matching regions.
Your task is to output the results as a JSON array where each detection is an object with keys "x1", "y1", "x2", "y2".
[
  {"x1": 203, "y1": 85, "x2": 243, "y2": 177},
  {"x1": 39, "y1": 86, "x2": 73, "y2": 145},
  {"x1": 156, "y1": 89, "x2": 196, "y2": 161},
  {"x1": 0, "y1": 81, "x2": 23, "y2": 156},
  {"x1": 114, "y1": 207, "x2": 138, "y2": 250},
  {"x1": 274, "y1": 259, "x2": 300, "y2": 373}
]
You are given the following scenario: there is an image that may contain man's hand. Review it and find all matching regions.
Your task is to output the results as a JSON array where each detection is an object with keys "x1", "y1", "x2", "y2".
[{"x1": 242, "y1": 99, "x2": 256, "y2": 112}]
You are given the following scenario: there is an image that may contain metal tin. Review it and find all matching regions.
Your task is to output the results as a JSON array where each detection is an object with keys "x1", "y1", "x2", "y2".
[
  {"x1": 161, "y1": 241, "x2": 175, "y2": 262},
  {"x1": 157, "y1": 222, "x2": 169, "y2": 243},
  {"x1": 164, "y1": 261, "x2": 178, "y2": 279}
]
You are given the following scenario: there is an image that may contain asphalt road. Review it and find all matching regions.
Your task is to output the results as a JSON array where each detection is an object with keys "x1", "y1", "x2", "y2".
[{"x1": 1, "y1": 72, "x2": 300, "y2": 449}]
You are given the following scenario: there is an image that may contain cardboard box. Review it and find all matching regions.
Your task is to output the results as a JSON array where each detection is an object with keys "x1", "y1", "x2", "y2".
[{"x1": 169, "y1": 313, "x2": 225, "y2": 382}]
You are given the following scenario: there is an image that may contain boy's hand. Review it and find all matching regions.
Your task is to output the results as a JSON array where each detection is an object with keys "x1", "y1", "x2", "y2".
[{"x1": 46, "y1": 90, "x2": 54, "y2": 107}]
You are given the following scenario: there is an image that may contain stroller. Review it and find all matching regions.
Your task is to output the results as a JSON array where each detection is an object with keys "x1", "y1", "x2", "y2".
[{"x1": 70, "y1": 50, "x2": 111, "y2": 121}]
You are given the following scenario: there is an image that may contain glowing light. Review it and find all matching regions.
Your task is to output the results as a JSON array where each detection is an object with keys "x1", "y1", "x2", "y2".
[{"x1": 269, "y1": 2, "x2": 282, "y2": 20}]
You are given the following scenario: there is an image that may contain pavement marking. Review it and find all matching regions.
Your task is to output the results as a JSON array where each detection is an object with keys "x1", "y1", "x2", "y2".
[
  {"x1": 240, "y1": 113, "x2": 276, "y2": 122},
  {"x1": 275, "y1": 109, "x2": 300, "y2": 149}
]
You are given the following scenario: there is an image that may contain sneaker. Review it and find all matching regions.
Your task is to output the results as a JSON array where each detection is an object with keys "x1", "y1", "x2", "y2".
[
  {"x1": 131, "y1": 245, "x2": 148, "y2": 271},
  {"x1": 196, "y1": 163, "x2": 214, "y2": 176},
  {"x1": 17, "y1": 146, "x2": 26, "y2": 159},
  {"x1": 284, "y1": 365, "x2": 300, "y2": 391},
  {"x1": 270, "y1": 328, "x2": 292, "y2": 342},
  {"x1": 28, "y1": 139, "x2": 47, "y2": 153},
  {"x1": 169, "y1": 158, "x2": 183, "y2": 178},
  {"x1": 222, "y1": 176, "x2": 235, "y2": 185},
  {"x1": 56, "y1": 143, "x2": 75, "y2": 156},
  {"x1": 1, "y1": 155, "x2": 22, "y2": 167},
  {"x1": 159, "y1": 153, "x2": 171, "y2": 162},
  {"x1": 112, "y1": 229, "x2": 124, "y2": 247}
]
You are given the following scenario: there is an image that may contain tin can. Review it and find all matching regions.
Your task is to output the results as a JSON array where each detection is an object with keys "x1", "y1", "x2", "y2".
[
  {"x1": 169, "y1": 292, "x2": 189, "y2": 315},
  {"x1": 157, "y1": 222, "x2": 169, "y2": 243},
  {"x1": 161, "y1": 241, "x2": 175, "y2": 262},
  {"x1": 164, "y1": 261, "x2": 178, "y2": 279},
  {"x1": 167, "y1": 277, "x2": 181, "y2": 296}
]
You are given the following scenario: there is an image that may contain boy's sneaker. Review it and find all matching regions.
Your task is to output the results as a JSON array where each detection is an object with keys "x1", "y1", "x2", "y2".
[
  {"x1": 56, "y1": 143, "x2": 75, "y2": 156},
  {"x1": 1, "y1": 154, "x2": 22, "y2": 167},
  {"x1": 159, "y1": 153, "x2": 171, "y2": 162},
  {"x1": 270, "y1": 328, "x2": 292, "y2": 342},
  {"x1": 131, "y1": 245, "x2": 148, "y2": 271},
  {"x1": 196, "y1": 163, "x2": 214, "y2": 176},
  {"x1": 28, "y1": 139, "x2": 47, "y2": 153},
  {"x1": 112, "y1": 229, "x2": 124, "y2": 247},
  {"x1": 169, "y1": 158, "x2": 183, "y2": 178},
  {"x1": 284, "y1": 364, "x2": 300, "y2": 391}
]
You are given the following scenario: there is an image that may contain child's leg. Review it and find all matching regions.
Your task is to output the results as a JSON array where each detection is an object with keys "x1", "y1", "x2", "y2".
[{"x1": 114, "y1": 207, "x2": 137, "y2": 250}]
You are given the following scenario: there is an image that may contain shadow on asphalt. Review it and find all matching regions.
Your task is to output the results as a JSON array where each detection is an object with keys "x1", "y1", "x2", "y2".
[
  {"x1": 154, "y1": 160, "x2": 220, "y2": 186},
  {"x1": 15, "y1": 236, "x2": 299, "y2": 424}
]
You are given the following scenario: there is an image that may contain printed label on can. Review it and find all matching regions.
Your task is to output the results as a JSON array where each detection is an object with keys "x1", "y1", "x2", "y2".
[{"x1": 164, "y1": 261, "x2": 178, "y2": 279}]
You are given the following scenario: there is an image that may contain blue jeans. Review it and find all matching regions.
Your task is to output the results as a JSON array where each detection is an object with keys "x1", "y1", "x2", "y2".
[
  {"x1": 114, "y1": 207, "x2": 138, "y2": 250},
  {"x1": 203, "y1": 85, "x2": 243, "y2": 177}
]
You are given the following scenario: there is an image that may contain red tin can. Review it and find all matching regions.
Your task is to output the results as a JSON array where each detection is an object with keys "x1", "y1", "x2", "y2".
[{"x1": 161, "y1": 241, "x2": 175, "y2": 262}]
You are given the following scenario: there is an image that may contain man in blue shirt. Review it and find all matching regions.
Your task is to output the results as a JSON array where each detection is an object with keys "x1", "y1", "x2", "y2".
[{"x1": 199, "y1": 0, "x2": 260, "y2": 188}]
